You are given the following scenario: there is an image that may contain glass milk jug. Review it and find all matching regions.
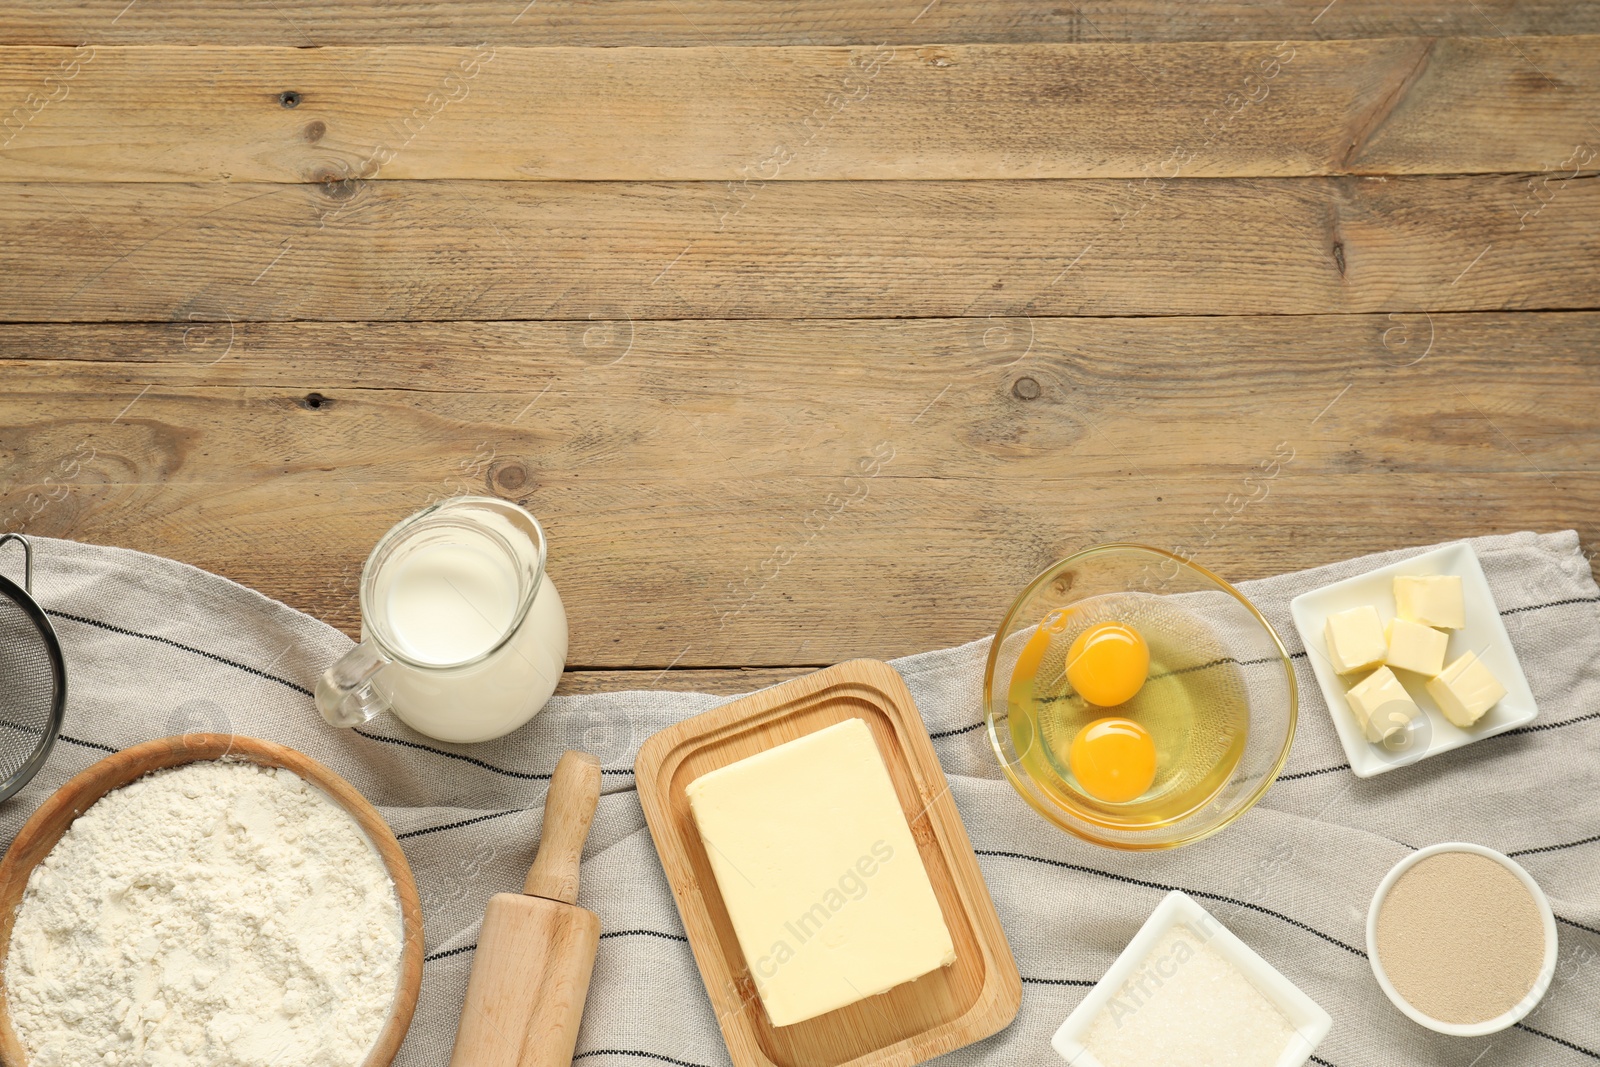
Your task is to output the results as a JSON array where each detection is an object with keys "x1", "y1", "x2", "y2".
[{"x1": 316, "y1": 496, "x2": 567, "y2": 743}]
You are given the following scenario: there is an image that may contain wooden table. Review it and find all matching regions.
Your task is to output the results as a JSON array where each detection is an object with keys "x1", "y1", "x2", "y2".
[{"x1": 2, "y1": 3, "x2": 1596, "y2": 700}]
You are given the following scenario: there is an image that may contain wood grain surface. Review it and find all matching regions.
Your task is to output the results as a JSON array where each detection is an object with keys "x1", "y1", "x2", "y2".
[
  {"x1": 4, "y1": 313, "x2": 1594, "y2": 665},
  {"x1": 3, "y1": 175, "x2": 1597, "y2": 322},
  {"x1": 0, "y1": 7, "x2": 1595, "y2": 695},
  {"x1": 4, "y1": 0, "x2": 1597, "y2": 46},
  {"x1": 2, "y1": 40, "x2": 1597, "y2": 181}
]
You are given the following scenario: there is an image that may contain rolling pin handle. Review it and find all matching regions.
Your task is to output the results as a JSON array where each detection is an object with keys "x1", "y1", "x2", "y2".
[{"x1": 524, "y1": 750, "x2": 601, "y2": 904}]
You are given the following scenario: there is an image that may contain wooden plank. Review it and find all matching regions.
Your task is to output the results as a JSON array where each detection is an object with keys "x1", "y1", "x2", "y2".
[
  {"x1": 556, "y1": 669, "x2": 808, "y2": 697},
  {"x1": 1, "y1": 40, "x2": 1597, "y2": 182},
  {"x1": 2, "y1": 175, "x2": 1597, "y2": 323},
  {"x1": 3, "y1": 314, "x2": 1595, "y2": 663},
  {"x1": 3, "y1": 0, "x2": 1596, "y2": 47}
]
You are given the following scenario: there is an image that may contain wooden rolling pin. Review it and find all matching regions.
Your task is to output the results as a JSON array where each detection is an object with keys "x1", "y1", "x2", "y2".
[{"x1": 448, "y1": 750, "x2": 602, "y2": 1067}]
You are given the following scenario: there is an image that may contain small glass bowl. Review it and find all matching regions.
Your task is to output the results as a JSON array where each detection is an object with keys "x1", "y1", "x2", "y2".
[{"x1": 984, "y1": 544, "x2": 1297, "y2": 850}]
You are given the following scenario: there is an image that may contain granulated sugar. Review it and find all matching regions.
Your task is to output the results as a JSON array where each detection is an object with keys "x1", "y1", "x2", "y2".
[
  {"x1": 1374, "y1": 850, "x2": 1545, "y2": 1025},
  {"x1": 5, "y1": 760, "x2": 403, "y2": 1067},
  {"x1": 1082, "y1": 924, "x2": 1300, "y2": 1067}
]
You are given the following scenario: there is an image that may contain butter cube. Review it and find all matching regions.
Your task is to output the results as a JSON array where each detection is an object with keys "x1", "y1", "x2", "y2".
[
  {"x1": 1394, "y1": 574, "x2": 1465, "y2": 630},
  {"x1": 1384, "y1": 617, "x2": 1448, "y2": 676},
  {"x1": 1346, "y1": 666, "x2": 1421, "y2": 744},
  {"x1": 1324, "y1": 605, "x2": 1388, "y2": 675},
  {"x1": 686, "y1": 719, "x2": 955, "y2": 1027},
  {"x1": 1426, "y1": 651, "x2": 1505, "y2": 728}
]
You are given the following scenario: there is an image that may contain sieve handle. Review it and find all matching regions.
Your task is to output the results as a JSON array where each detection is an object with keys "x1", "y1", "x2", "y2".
[
  {"x1": 315, "y1": 639, "x2": 393, "y2": 728},
  {"x1": 0, "y1": 533, "x2": 32, "y2": 593}
]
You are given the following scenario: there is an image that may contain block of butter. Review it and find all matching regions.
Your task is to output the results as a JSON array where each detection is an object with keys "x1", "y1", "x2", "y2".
[
  {"x1": 1426, "y1": 651, "x2": 1506, "y2": 727},
  {"x1": 686, "y1": 719, "x2": 956, "y2": 1027},
  {"x1": 1346, "y1": 666, "x2": 1421, "y2": 743},
  {"x1": 1394, "y1": 574, "x2": 1465, "y2": 630},
  {"x1": 1324, "y1": 605, "x2": 1388, "y2": 675},
  {"x1": 1384, "y1": 617, "x2": 1448, "y2": 676}
]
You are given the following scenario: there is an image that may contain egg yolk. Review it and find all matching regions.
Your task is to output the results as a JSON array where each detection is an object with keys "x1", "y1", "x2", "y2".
[
  {"x1": 1065, "y1": 621, "x2": 1150, "y2": 706},
  {"x1": 1068, "y1": 717, "x2": 1157, "y2": 804}
]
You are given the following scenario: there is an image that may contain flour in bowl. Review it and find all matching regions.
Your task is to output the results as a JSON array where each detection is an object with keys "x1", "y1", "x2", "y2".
[{"x1": 5, "y1": 760, "x2": 403, "y2": 1067}]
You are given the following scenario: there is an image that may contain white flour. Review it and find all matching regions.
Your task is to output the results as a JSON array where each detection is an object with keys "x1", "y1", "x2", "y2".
[{"x1": 5, "y1": 760, "x2": 403, "y2": 1067}]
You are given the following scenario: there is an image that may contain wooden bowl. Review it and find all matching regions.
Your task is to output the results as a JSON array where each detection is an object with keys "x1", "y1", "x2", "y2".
[{"x1": 0, "y1": 734, "x2": 424, "y2": 1067}]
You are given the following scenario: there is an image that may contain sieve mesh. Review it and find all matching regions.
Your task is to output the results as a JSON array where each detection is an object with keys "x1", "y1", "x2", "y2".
[
  {"x1": 0, "y1": 593, "x2": 57, "y2": 762},
  {"x1": 0, "y1": 535, "x2": 65, "y2": 801}
]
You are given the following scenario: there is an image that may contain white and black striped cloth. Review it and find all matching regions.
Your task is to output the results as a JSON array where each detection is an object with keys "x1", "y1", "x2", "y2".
[{"x1": 4, "y1": 531, "x2": 1597, "y2": 1067}]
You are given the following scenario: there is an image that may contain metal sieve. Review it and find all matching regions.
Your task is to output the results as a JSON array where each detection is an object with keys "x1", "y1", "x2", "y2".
[{"x1": 0, "y1": 534, "x2": 66, "y2": 803}]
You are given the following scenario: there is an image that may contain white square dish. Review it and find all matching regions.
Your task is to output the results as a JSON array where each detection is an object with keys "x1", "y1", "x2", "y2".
[
  {"x1": 1051, "y1": 891, "x2": 1330, "y2": 1067},
  {"x1": 1289, "y1": 541, "x2": 1537, "y2": 778}
]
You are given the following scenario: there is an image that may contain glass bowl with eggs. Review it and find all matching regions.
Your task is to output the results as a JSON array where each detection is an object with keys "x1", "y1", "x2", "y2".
[{"x1": 984, "y1": 544, "x2": 1297, "y2": 850}]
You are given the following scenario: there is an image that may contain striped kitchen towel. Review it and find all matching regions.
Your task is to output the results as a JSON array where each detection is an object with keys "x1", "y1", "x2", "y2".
[{"x1": 3, "y1": 530, "x2": 1597, "y2": 1067}]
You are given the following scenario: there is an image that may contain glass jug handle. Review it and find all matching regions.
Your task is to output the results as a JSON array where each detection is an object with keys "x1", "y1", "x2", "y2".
[{"x1": 315, "y1": 640, "x2": 393, "y2": 728}]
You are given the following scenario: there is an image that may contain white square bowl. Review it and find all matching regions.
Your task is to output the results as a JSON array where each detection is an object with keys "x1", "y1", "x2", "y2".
[
  {"x1": 1051, "y1": 891, "x2": 1331, "y2": 1067},
  {"x1": 1289, "y1": 541, "x2": 1537, "y2": 779}
]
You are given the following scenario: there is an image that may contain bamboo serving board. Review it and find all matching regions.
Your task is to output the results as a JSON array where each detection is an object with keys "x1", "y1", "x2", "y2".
[
  {"x1": 635, "y1": 659, "x2": 1021, "y2": 1067},
  {"x1": 0, "y1": 734, "x2": 425, "y2": 1067}
]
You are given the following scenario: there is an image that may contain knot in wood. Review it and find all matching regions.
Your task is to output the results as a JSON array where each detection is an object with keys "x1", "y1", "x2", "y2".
[{"x1": 1012, "y1": 376, "x2": 1041, "y2": 400}]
